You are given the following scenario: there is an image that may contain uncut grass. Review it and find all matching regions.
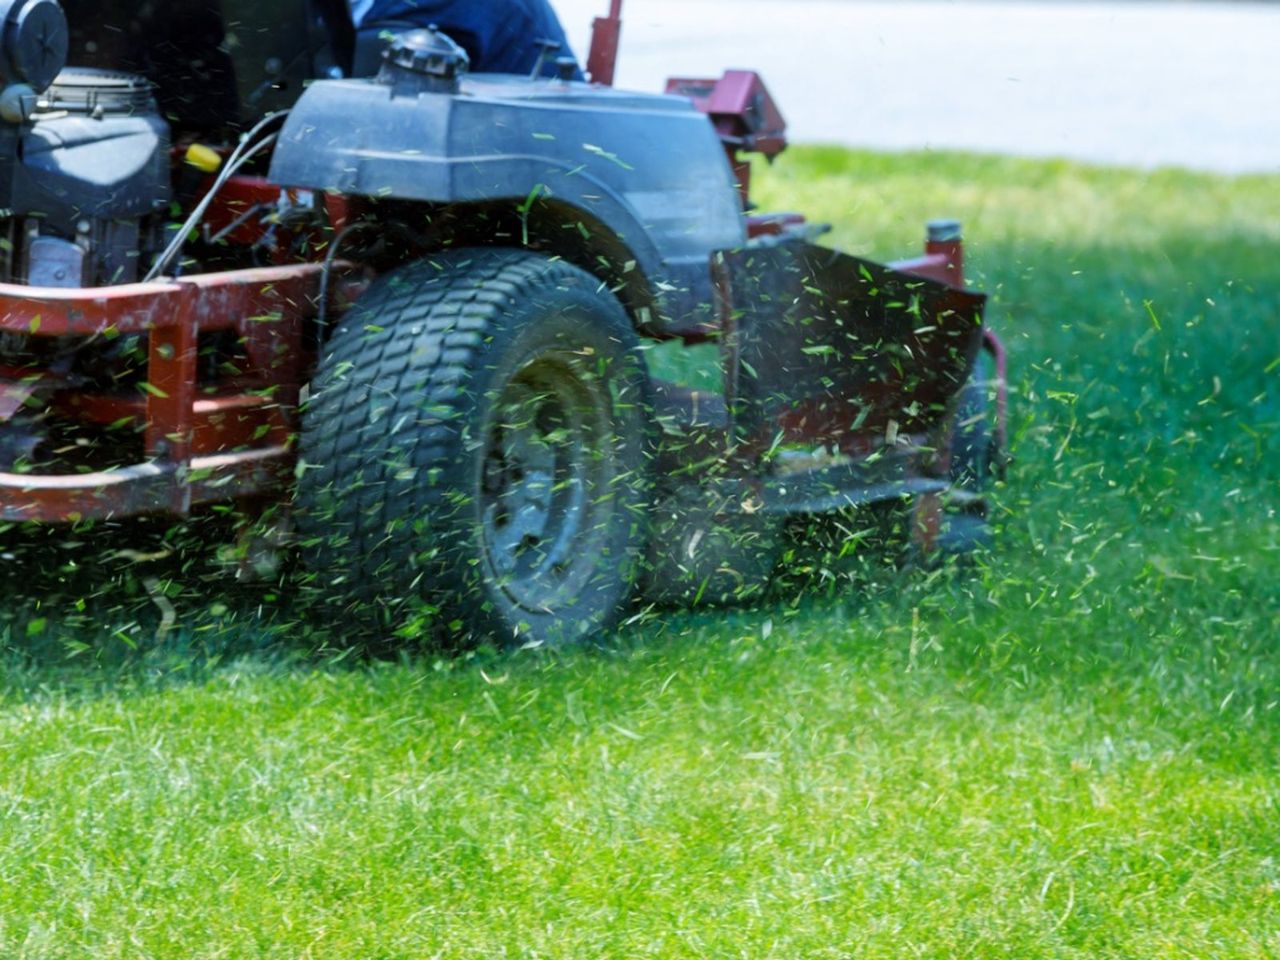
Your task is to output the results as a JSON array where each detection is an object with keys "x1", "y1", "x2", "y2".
[{"x1": 1, "y1": 149, "x2": 1278, "y2": 958}]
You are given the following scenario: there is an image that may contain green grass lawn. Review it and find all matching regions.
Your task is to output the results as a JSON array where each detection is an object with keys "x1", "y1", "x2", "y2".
[{"x1": 1, "y1": 148, "x2": 1278, "y2": 958}]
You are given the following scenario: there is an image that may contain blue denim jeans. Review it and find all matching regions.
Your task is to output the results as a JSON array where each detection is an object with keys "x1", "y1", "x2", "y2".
[{"x1": 354, "y1": 0, "x2": 583, "y2": 78}]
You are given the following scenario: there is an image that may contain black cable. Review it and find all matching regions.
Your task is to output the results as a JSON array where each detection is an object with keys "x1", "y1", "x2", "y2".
[{"x1": 315, "y1": 219, "x2": 379, "y2": 353}]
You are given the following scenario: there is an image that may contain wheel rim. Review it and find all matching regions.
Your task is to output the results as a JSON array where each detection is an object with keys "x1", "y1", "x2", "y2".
[{"x1": 479, "y1": 352, "x2": 617, "y2": 615}]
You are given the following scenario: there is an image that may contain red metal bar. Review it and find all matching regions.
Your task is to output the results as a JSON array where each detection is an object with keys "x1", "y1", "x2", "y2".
[
  {"x1": 0, "y1": 262, "x2": 341, "y2": 522},
  {"x1": 56, "y1": 392, "x2": 290, "y2": 457},
  {"x1": 0, "y1": 446, "x2": 293, "y2": 523},
  {"x1": 906, "y1": 226, "x2": 971, "y2": 547},
  {"x1": 185, "y1": 446, "x2": 294, "y2": 505},
  {"x1": 0, "y1": 280, "x2": 187, "y2": 336},
  {"x1": 0, "y1": 462, "x2": 173, "y2": 522},
  {"x1": 177, "y1": 264, "x2": 314, "y2": 394},
  {"x1": 143, "y1": 288, "x2": 199, "y2": 512},
  {"x1": 587, "y1": 0, "x2": 623, "y2": 86},
  {"x1": 0, "y1": 263, "x2": 332, "y2": 338}
]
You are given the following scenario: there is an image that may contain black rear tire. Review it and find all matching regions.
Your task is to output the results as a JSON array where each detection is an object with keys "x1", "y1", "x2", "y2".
[{"x1": 296, "y1": 249, "x2": 651, "y2": 646}]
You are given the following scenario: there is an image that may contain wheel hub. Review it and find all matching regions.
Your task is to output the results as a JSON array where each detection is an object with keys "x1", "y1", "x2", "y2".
[{"x1": 480, "y1": 355, "x2": 610, "y2": 612}]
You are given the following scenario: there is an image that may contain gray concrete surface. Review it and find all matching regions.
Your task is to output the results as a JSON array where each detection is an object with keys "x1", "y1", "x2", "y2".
[{"x1": 556, "y1": 0, "x2": 1280, "y2": 172}]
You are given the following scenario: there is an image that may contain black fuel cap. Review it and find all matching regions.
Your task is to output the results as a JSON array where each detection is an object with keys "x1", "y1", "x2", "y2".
[{"x1": 380, "y1": 27, "x2": 469, "y2": 93}]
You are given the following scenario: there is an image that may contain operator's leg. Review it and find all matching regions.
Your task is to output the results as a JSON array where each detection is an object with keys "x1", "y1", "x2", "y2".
[{"x1": 354, "y1": 0, "x2": 584, "y2": 79}]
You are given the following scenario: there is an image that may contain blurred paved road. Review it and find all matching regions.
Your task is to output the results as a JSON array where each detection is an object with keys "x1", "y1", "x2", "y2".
[{"x1": 556, "y1": 0, "x2": 1280, "y2": 172}]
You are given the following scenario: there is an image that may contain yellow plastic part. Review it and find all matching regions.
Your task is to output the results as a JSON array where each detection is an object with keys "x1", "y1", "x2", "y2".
[{"x1": 184, "y1": 143, "x2": 223, "y2": 174}]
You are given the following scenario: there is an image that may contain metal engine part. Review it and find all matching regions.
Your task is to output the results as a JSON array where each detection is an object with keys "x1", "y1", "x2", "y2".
[
  {"x1": 0, "y1": 0, "x2": 68, "y2": 98},
  {"x1": 2, "y1": 67, "x2": 170, "y2": 287}
]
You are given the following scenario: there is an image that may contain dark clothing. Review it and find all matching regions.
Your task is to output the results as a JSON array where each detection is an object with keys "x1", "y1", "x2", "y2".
[
  {"x1": 62, "y1": 0, "x2": 242, "y2": 134},
  {"x1": 359, "y1": 0, "x2": 583, "y2": 78}
]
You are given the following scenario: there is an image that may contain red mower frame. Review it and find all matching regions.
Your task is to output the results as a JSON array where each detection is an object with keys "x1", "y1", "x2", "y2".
[{"x1": 0, "y1": 0, "x2": 1006, "y2": 552}]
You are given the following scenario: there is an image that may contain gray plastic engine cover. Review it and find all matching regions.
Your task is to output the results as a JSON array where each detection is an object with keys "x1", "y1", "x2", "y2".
[{"x1": 269, "y1": 74, "x2": 747, "y2": 327}]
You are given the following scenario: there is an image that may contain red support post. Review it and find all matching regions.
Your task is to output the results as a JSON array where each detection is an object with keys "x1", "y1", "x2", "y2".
[
  {"x1": 587, "y1": 0, "x2": 623, "y2": 86},
  {"x1": 143, "y1": 287, "x2": 199, "y2": 513},
  {"x1": 924, "y1": 219, "x2": 965, "y2": 288},
  {"x1": 889, "y1": 220, "x2": 966, "y2": 289}
]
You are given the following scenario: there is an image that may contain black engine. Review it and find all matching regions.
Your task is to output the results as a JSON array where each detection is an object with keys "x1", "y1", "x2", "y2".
[{"x1": 0, "y1": 0, "x2": 170, "y2": 287}]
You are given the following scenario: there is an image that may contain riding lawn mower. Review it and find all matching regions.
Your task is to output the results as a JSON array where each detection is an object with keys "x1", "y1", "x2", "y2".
[{"x1": 0, "y1": 0, "x2": 1007, "y2": 643}]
